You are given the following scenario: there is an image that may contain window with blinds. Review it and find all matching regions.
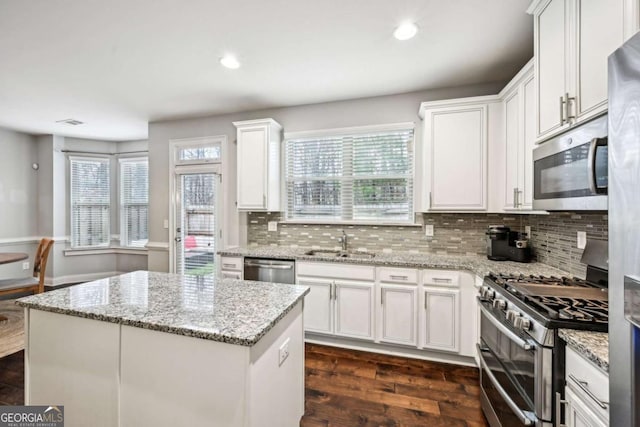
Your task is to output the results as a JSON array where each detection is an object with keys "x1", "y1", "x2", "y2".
[
  {"x1": 285, "y1": 128, "x2": 414, "y2": 222},
  {"x1": 120, "y1": 157, "x2": 149, "y2": 248},
  {"x1": 70, "y1": 157, "x2": 111, "y2": 248}
]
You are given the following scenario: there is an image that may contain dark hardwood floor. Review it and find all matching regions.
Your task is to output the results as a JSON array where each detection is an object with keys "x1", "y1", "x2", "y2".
[
  {"x1": 0, "y1": 345, "x2": 488, "y2": 426},
  {"x1": 301, "y1": 344, "x2": 488, "y2": 426}
]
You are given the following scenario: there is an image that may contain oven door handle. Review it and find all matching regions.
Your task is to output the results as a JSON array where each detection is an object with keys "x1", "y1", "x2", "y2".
[
  {"x1": 479, "y1": 303, "x2": 534, "y2": 351},
  {"x1": 587, "y1": 137, "x2": 606, "y2": 195},
  {"x1": 477, "y1": 345, "x2": 537, "y2": 426}
]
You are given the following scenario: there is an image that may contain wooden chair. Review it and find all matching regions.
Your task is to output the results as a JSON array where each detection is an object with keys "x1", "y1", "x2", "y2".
[{"x1": 0, "y1": 238, "x2": 54, "y2": 297}]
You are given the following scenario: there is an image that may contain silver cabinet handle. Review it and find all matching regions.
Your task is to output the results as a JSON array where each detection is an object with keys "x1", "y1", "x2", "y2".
[
  {"x1": 567, "y1": 374, "x2": 609, "y2": 409},
  {"x1": 333, "y1": 282, "x2": 337, "y2": 300},
  {"x1": 560, "y1": 95, "x2": 566, "y2": 125},
  {"x1": 222, "y1": 263, "x2": 237, "y2": 269},
  {"x1": 555, "y1": 392, "x2": 569, "y2": 427},
  {"x1": 513, "y1": 188, "x2": 518, "y2": 208},
  {"x1": 424, "y1": 292, "x2": 427, "y2": 310},
  {"x1": 428, "y1": 192, "x2": 432, "y2": 209},
  {"x1": 262, "y1": 194, "x2": 266, "y2": 207},
  {"x1": 477, "y1": 345, "x2": 536, "y2": 426},
  {"x1": 517, "y1": 189, "x2": 523, "y2": 208},
  {"x1": 479, "y1": 303, "x2": 534, "y2": 351},
  {"x1": 390, "y1": 275, "x2": 408, "y2": 281},
  {"x1": 433, "y1": 277, "x2": 452, "y2": 283},
  {"x1": 565, "y1": 92, "x2": 576, "y2": 123}
]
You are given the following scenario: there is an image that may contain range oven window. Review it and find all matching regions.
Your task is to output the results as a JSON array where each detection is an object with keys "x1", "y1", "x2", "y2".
[
  {"x1": 480, "y1": 306, "x2": 536, "y2": 410},
  {"x1": 534, "y1": 138, "x2": 608, "y2": 200}
]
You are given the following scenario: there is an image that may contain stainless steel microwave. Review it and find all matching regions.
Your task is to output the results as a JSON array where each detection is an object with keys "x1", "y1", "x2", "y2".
[{"x1": 533, "y1": 115, "x2": 608, "y2": 211}]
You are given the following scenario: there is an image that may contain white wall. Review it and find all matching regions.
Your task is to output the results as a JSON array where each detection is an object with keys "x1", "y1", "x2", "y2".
[
  {"x1": 147, "y1": 82, "x2": 504, "y2": 272},
  {"x1": 0, "y1": 127, "x2": 39, "y2": 278}
]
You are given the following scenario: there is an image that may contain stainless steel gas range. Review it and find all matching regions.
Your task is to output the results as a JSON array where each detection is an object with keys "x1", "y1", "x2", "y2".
[{"x1": 477, "y1": 242, "x2": 608, "y2": 427}]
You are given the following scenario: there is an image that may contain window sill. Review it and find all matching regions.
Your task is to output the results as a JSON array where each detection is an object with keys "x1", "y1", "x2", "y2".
[
  {"x1": 64, "y1": 247, "x2": 149, "y2": 256},
  {"x1": 277, "y1": 220, "x2": 422, "y2": 227}
]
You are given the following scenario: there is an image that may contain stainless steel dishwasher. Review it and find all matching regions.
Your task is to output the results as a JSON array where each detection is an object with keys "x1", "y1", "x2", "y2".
[{"x1": 243, "y1": 258, "x2": 295, "y2": 284}]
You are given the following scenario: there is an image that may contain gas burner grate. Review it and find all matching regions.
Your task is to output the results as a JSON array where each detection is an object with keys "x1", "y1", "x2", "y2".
[
  {"x1": 488, "y1": 273, "x2": 594, "y2": 288},
  {"x1": 525, "y1": 296, "x2": 608, "y2": 322}
]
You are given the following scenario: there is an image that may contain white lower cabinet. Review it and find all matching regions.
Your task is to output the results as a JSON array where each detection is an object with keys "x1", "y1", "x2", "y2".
[
  {"x1": 421, "y1": 287, "x2": 460, "y2": 352},
  {"x1": 563, "y1": 346, "x2": 609, "y2": 427},
  {"x1": 298, "y1": 277, "x2": 333, "y2": 334},
  {"x1": 379, "y1": 284, "x2": 418, "y2": 346},
  {"x1": 564, "y1": 387, "x2": 607, "y2": 427},
  {"x1": 334, "y1": 281, "x2": 375, "y2": 340}
]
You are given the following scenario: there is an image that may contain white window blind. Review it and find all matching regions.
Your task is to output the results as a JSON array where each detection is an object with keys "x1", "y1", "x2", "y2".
[
  {"x1": 70, "y1": 157, "x2": 111, "y2": 248},
  {"x1": 285, "y1": 128, "x2": 414, "y2": 222},
  {"x1": 120, "y1": 157, "x2": 149, "y2": 248}
]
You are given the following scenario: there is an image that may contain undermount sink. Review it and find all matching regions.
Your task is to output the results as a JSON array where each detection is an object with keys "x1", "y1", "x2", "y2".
[{"x1": 303, "y1": 249, "x2": 375, "y2": 259}]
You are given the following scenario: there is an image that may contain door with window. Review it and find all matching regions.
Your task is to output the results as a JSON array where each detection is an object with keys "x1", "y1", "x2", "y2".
[{"x1": 170, "y1": 138, "x2": 223, "y2": 276}]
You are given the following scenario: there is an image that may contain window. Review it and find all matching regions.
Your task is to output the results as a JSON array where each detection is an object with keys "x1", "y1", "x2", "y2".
[
  {"x1": 70, "y1": 157, "x2": 111, "y2": 248},
  {"x1": 120, "y1": 157, "x2": 149, "y2": 248},
  {"x1": 285, "y1": 127, "x2": 414, "y2": 223}
]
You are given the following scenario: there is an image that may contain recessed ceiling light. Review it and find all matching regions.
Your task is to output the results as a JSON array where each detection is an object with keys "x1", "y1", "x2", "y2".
[
  {"x1": 220, "y1": 55, "x2": 240, "y2": 69},
  {"x1": 393, "y1": 22, "x2": 418, "y2": 41},
  {"x1": 55, "y1": 118, "x2": 84, "y2": 126}
]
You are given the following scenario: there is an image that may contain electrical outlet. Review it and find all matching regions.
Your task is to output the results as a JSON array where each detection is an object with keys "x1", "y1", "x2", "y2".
[
  {"x1": 577, "y1": 231, "x2": 587, "y2": 249},
  {"x1": 22, "y1": 262, "x2": 29, "y2": 270},
  {"x1": 524, "y1": 226, "x2": 531, "y2": 238},
  {"x1": 163, "y1": 219, "x2": 169, "y2": 229},
  {"x1": 278, "y1": 338, "x2": 290, "y2": 366},
  {"x1": 425, "y1": 224, "x2": 434, "y2": 237},
  {"x1": 268, "y1": 221, "x2": 278, "y2": 232}
]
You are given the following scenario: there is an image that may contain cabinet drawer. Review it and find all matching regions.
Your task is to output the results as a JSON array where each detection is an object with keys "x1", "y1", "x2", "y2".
[
  {"x1": 221, "y1": 271, "x2": 242, "y2": 280},
  {"x1": 378, "y1": 267, "x2": 418, "y2": 284},
  {"x1": 566, "y1": 346, "x2": 609, "y2": 420},
  {"x1": 422, "y1": 270, "x2": 460, "y2": 287},
  {"x1": 296, "y1": 262, "x2": 375, "y2": 281},
  {"x1": 220, "y1": 257, "x2": 242, "y2": 271}
]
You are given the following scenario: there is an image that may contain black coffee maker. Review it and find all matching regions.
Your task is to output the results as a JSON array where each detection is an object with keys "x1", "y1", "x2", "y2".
[{"x1": 486, "y1": 225, "x2": 531, "y2": 263}]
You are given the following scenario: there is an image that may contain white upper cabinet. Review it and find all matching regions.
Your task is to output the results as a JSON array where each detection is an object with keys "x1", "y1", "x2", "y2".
[
  {"x1": 500, "y1": 60, "x2": 537, "y2": 211},
  {"x1": 233, "y1": 118, "x2": 282, "y2": 211},
  {"x1": 529, "y1": 0, "x2": 625, "y2": 142},
  {"x1": 420, "y1": 97, "x2": 498, "y2": 211}
]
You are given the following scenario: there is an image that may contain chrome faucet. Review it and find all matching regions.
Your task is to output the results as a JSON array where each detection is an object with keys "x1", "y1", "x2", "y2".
[{"x1": 338, "y1": 230, "x2": 348, "y2": 252}]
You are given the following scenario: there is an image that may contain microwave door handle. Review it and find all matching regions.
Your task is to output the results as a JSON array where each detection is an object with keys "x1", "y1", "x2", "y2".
[
  {"x1": 479, "y1": 303, "x2": 534, "y2": 350},
  {"x1": 477, "y1": 345, "x2": 537, "y2": 426},
  {"x1": 587, "y1": 137, "x2": 600, "y2": 195}
]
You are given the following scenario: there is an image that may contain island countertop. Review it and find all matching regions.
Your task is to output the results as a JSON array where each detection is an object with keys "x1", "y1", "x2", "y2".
[{"x1": 16, "y1": 270, "x2": 309, "y2": 346}]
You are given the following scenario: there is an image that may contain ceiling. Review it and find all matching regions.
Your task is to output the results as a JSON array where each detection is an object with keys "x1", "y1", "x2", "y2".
[{"x1": 0, "y1": 0, "x2": 533, "y2": 141}]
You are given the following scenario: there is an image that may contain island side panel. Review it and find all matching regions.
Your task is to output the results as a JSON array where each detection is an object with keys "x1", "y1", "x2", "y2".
[
  {"x1": 26, "y1": 309, "x2": 120, "y2": 427},
  {"x1": 120, "y1": 325, "x2": 250, "y2": 427},
  {"x1": 248, "y1": 302, "x2": 305, "y2": 427}
]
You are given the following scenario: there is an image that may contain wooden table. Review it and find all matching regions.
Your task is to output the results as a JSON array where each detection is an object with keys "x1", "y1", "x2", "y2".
[{"x1": 0, "y1": 252, "x2": 29, "y2": 323}]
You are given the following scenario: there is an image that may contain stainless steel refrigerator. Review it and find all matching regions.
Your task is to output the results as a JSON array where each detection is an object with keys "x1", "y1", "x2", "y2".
[{"x1": 609, "y1": 32, "x2": 640, "y2": 427}]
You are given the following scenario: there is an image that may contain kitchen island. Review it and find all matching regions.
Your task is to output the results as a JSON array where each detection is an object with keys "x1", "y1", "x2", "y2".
[{"x1": 16, "y1": 271, "x2": 309, "y2": 427}]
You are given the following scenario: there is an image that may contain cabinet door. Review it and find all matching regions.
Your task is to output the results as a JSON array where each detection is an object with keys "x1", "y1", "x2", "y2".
[
  {"x1": 575, "y1": 0, "x2": 624, "y2": 122},
  {"x1": 504, "y1": 90, "x2": 520, "y2": 210},
  {"x1": 565, "y1": 387, "x2": 608, "y2": 427},
  {"x1": 521, "y1": 75, "x2": 536, "y2": 209},
  {"x1": 422, "y1": 287, "x2": 460, "y2": 352},
  {"x1": 536, "y1": 0, "x2": 569, "y2": 139},
  {"x1": 237, "y1": 126, "x2": 267, "y2": 209},
  {"x1": 425, "y1": 105, "x2": 487, "y2": 210},
  {"x1": 298, "y1": 278, "x2": 333, "y2": 334},
  {"x1": 380, "y1": 284, "x2": 418, "y2": 346},
  {"x1": 334, "y1": 281, "x2": 375, "y2": 340}
]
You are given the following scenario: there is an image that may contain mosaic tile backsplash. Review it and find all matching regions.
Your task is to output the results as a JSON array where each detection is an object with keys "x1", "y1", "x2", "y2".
[{"x1": 247, "y1": 212, "x2": 608, "y2": 278}]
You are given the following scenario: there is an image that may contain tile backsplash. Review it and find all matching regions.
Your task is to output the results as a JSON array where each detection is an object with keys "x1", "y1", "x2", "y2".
[{"x1": 247, "y1": 212, "x2": 608, "y2": 278}]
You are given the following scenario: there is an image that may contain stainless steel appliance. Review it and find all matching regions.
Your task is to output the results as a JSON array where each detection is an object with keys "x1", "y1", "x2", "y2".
[
  {"x1": 532, "y1": 114, "x2": 608, "y2": 211},
  {"x1": 243, "y1": 258, "x2": 295, "y2": 284},
  {"x1": 609, "y1": 32, "x2": 640, "y2": 427},
  {"x1": 478, "y1": 241, "x2": 608, "y2": 426},
  {"x1": 485, "y1": 225, "x2": 531, "y2": 263}
]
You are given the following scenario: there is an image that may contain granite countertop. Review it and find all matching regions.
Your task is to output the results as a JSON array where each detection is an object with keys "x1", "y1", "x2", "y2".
[
  {"x1": 219, "y1": 246, "x2": 570, "y2": 278},
  {"x1": 16, "y1": 271, "x2": 309, "y2": 347},
  {"x1": 559, "y1": 329, "x2": 609, "y2": 372}
]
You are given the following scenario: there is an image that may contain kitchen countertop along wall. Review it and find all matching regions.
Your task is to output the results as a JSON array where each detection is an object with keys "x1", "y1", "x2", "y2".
[{"x1": 220, "y1": 246, "x2": 570, "y2": 279}]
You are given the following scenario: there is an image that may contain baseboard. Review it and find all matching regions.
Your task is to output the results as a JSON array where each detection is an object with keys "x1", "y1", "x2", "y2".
[
  {"x1": 46, "y1": 271, "x2": 124, "y2": 287},
  {"x1": 305, "y1": 333, "x2": 478, "y2": 367}
]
